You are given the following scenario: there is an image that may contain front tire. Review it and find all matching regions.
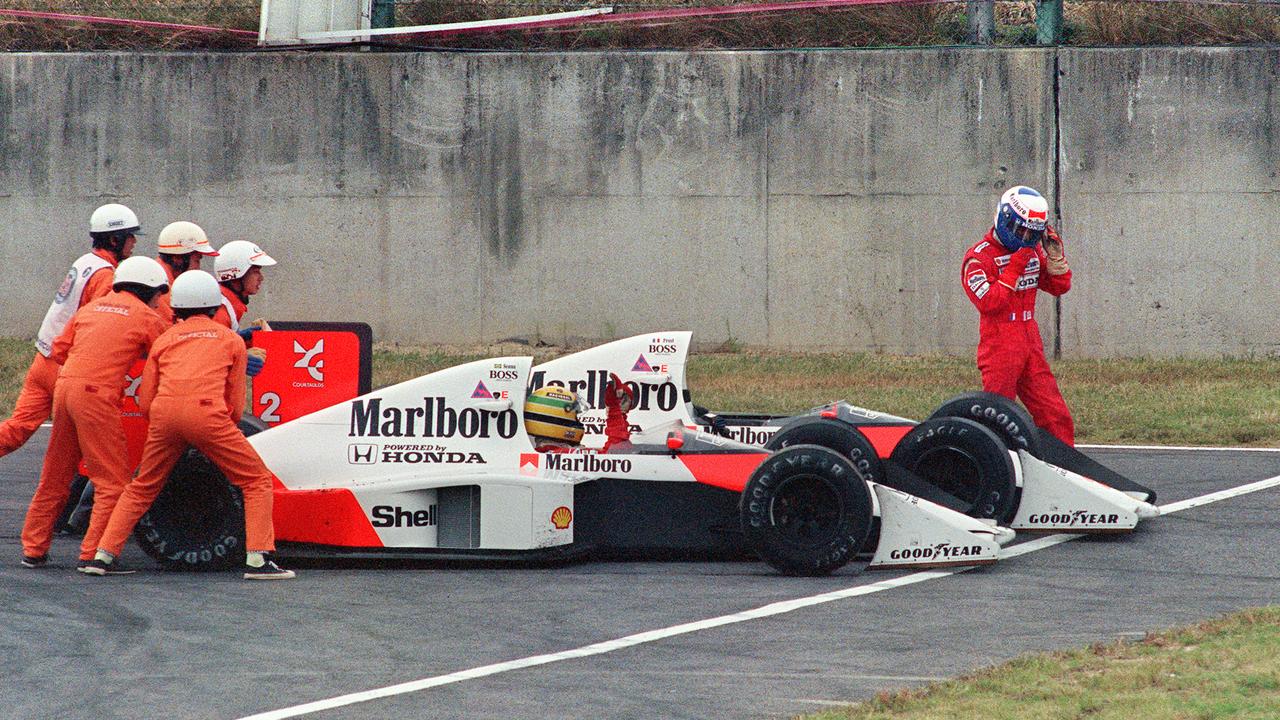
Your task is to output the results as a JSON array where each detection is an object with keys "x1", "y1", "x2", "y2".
[
  {"x1": 133, "y1": 415, "x2": 266, "y2": 571},
  {"x1": 889, "y1": 417, "x2": 1019, "y2": 524},
  {"x1": 740, "y1": 445, "x2": 874, "y2": 576}
]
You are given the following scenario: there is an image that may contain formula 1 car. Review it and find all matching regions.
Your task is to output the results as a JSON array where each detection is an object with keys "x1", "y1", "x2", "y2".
[
  {"x1": 136, "y1": 337, "x2": 1016, "y2": 576},
  {"x1": 530, "y1": 333, "x2": 1160, "y2": 534}
]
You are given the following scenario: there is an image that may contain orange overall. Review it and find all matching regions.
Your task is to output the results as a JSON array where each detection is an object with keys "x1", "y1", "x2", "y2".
[
  {"x1": 212, "y1": 286, "x2": 247, "y2": 333},
  {"x1": 0, "y1": 251, "x2": 117, "y2": 457},
  {"x1": 151, "y1": 263, "x2": 179, "y2": 326},
  {"x1": 96, "y1": 315, "x2": 277, "y2": 558},
  {"x1": 20, "y1": 291, "x2": 167, "y2": 560}
]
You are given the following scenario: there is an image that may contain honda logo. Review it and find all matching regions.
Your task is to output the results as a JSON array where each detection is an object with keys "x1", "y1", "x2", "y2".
[{"x1": 348, "y1": 444, "x2": 377, "y2": 464}]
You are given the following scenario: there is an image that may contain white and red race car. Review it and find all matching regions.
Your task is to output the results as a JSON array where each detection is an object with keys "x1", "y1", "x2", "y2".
[
  {"x1": 136, "y1": 331, "x2": 1156, "y2": 576},
  {"x1": 137, "y1": 331, "x2": 1021, "y2": 576}
]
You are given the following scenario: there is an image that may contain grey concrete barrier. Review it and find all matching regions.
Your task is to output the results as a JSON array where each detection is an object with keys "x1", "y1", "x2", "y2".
[{"x1": 0, "y1": 47, "x2": 1274, "y2": 357}]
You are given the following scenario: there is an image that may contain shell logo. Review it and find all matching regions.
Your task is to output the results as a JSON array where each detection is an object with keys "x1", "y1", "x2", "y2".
[{"x1": 551, "y1": 506, "x2": 573, "y2": 530}]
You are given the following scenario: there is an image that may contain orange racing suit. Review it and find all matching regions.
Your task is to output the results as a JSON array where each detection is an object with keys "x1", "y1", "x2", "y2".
[
  {"x1": 20, "y1": 290, "x2": 167, "y2": 560},
  {"x1": 96, "y1": 314, "x2": 278, "y2": 558},
  {"x1": 0, "y1": 249, "x2": 117, "y2": 458}
]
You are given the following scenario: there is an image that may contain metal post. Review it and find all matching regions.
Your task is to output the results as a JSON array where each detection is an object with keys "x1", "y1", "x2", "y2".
[
  {"x1": 371, "y1": 0, "x2": 395, "y2": 30},
  {"x1": 966, "y1": 0, "x2": 994, "y2": 46},
  {"x1": 1036, "y1": 0, "x2": 1063, "y2": 45}
]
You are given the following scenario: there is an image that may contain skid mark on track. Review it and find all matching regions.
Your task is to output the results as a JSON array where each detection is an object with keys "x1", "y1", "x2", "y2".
[{"x1": 236, "y1": 472, "x2": 1280, "y2": 720}]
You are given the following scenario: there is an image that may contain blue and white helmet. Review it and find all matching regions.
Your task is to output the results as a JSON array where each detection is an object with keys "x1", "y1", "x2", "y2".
[{"x1": 993, "y1": 186, "x2": 1049, "y2": 251}]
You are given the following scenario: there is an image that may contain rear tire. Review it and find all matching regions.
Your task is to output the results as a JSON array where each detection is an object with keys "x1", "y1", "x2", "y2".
[
  {"x1": 889, "y1": 417, "x2": 1019, "y2": 524},
  {"x1": 928, "y1": 391, "x2": 1042, "y2": 456},
  {"x1": 741, "y1": 445, "x2": 873, "y2": 576},
  {"x1": 133, "y1": 415, "x2": 267, "y2": 571}
]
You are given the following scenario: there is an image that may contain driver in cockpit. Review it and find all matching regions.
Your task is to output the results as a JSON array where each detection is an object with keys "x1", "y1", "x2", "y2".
[{"x1": 524, "y1": 373, "x2": 634, "y2": 453}]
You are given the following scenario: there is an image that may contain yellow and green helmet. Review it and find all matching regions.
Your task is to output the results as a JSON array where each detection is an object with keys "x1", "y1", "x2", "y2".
[{"x1": 524, "y1": 386, "x2": 585, "y2": 445}]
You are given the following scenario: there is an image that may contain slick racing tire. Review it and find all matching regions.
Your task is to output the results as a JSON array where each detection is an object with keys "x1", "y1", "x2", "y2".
[
  {"x1": 133, "y1": 414, "x2": 267, "y2": 571},
  {"x1": 889, "y1": 417, "x2": 1019, "y2": 524},
  {"x1": 765, "y1": 417, "x2": 887, "y2": 487},
  {"x1": 740, "y1": 444, "x2": 874, "y2": 576},
  {"x1": 928, "y1": 391, "x2": 1042, "y2": 456}
]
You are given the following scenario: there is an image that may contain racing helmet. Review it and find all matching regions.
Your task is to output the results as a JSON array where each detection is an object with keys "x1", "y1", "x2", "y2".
[
  {"x1": 215, "y1": 240, "x2": 276, "y2": 281},
  {"x1": 90, "y1": 203, "x2": 141, "y2": 236},
  {"x1": 112, "y1": 256, "x2": 169, "y2": 291},
  {"x1": 524, "y1": 386, "x2": 586, "y2": 446},
  {"x1": 993, "y1": 186, "x2": 1049, "y2": 251},
  {"x1": 170, "y1": 270, "x2": 223, "y2": 310},
  {"x1": 157, "y1": 221, "x2": 219, "y2": 256}
]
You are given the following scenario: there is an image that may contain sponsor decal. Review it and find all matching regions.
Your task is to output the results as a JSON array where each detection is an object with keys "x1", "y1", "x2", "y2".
[
  {"x1": 349, "y1": 397, "x2": 519, "y2": 439},
  {"x1": 519, "y1": 453, "x2": 539, "y2": 477},
  {"x1": 471, "y1": 381, "x2": 494, "y2": 399},
  {"x1": 632, "y1": 354, "x2": 653, "y2": 373},
  {"x1": 543, "y1": 453, "x2": 633, "y2": 475},
  {"x1": 123, "y1": 373, "x2": 142, "y2": 403},
  {"x1": 719, "y1": 425, "x2": 778, "y2": 446},
  {"x1": 1026, "y1": 511, "x2": 1121, "y2": 526},
  {"x1": 348, "y1": 444, "x2": 377, "y2": 464},
  {"x1": 842, "y1": 406, "x2": 883, "y2": 421},
  {"x1": 974, "y1": 241, "x2": 990, "y2": 254},
  {"x1": 529, "y1": 369, "x2": 678, "y2": 413},
  {"x1": 488, "y1": 363, "x2": 520, "y2": 382},
  {"x1": 551, "y1": 506, "x2": 573, "y2": 530},
  {"x1": 54, "y1": 269, "x2": 77, "y2": 304},
  {"x1": 293, "y1": 339, "x2": 325, "y2": 382},
  {"x1": 370, "y1": 504, "x2": 437, "y2": 528},
  {"x1": 647, "y1": 339, "x2": 679, "y2": 355},
  {"x1": 887, "y1": 542, "x2": 987, "y2": 561}
]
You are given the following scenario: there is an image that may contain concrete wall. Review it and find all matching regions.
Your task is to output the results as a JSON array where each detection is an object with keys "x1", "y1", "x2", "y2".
[{"x1": 0, "y1": 47, "x2": 1275, "y2": 356}]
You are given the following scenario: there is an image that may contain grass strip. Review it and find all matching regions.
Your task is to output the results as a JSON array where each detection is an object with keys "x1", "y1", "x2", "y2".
[
  {"x1": 4, "y1": 336, "x2": 1278, "y2": 447},
  {"x1": 804, "y1": 607, "x2": 1280, "y2": 720}
]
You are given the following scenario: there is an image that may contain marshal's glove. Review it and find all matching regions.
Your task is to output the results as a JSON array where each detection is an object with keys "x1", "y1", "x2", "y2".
[
  {"x1": 246, "y1": 347, "x2": 267, "y2": 377},
  {"x1": 237, "y1": 318, "x2": 272, "y2": 342},
  {"x1": 1043, "y1": 224, "x2": 1069, "y2": 276}
]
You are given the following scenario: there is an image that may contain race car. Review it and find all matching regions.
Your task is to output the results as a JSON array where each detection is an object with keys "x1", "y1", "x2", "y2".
[
  {"x1": 529, "y1": 332, "x2": 1160, "y2": 534},
  {"x1": 135, "y1": 347, "x2": 1016, "y2": 576}
]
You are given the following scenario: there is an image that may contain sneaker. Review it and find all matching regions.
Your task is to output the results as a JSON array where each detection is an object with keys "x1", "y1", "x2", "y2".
[
  {"x1": 80, "y1": 557, "x2": 136, "y2": 576},
  {"x1": 244, "y1": 559, "x2": 295, "y2": 580},
  {"x1": 20, "y1": 554, "x2": 48, "y2": 569}
]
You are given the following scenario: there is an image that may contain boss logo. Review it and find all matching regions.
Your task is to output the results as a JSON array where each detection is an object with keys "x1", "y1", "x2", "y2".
[{"x1": 489, "y1": 370, "x2": 519, "y2": 380}]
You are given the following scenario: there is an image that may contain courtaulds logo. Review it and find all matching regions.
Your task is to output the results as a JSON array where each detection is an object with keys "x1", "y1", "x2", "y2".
[
  {"x1": 348, "y1": 444, "x2": 377, "y2": 464},
  {"x1": 123, "y1": 373, "x2": 143, "y2": 403},
  {"x1": 294, "y1": 339, "x2": 325, "y2": 382}
]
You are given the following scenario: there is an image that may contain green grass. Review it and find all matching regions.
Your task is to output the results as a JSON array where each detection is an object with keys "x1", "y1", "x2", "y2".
[
  {"x1": 8, "y1": 336, "x2": 1279, "y2": 447},
  {"x1": 805, "y1": 607, "x2": 1280, "y2": 720}
]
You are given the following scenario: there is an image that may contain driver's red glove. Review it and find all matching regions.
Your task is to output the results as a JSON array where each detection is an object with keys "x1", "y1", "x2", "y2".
[{"x1": 603, "y1": 373, "x2": 635, "y2": 450}]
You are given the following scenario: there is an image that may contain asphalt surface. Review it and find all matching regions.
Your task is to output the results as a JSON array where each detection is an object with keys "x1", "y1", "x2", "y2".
[{"x1": 3, "y1": 430, "x2": 1280, "y2": 720}]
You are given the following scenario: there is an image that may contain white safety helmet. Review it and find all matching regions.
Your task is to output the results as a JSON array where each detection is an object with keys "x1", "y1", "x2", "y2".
[
  {"x1": 170, "y1": 270, "x2": 223, "y2": 309},
  {"x1": 112, "y1": 256, "x2": 169, "y2": 291},
  {"x1": 214, "y1": 240, "x2": 276, "y2": 281},
  {"x1": 90, "y1": 203, "x2": 142, "y2": 236},
  {"x1": 157, "y1": 221, "x2": 219, "y2": 256}
]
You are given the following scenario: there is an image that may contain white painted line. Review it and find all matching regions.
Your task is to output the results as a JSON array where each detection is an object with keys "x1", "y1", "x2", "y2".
[
  {"x1": 1157, "y1": 473, "x2": 1280, "y2": 515},
  {"x1": 1079, "y1": 443, "x2": 1280, "y2": 453},
  {"x1": 235, "y1": 472, "x2": 1280, "y2": 720}
]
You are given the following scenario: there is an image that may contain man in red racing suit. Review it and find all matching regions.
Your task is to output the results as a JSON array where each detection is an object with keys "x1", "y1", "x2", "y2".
[{"x1": 962, "y1": 185, "x2": 1075, "y2": 446}]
